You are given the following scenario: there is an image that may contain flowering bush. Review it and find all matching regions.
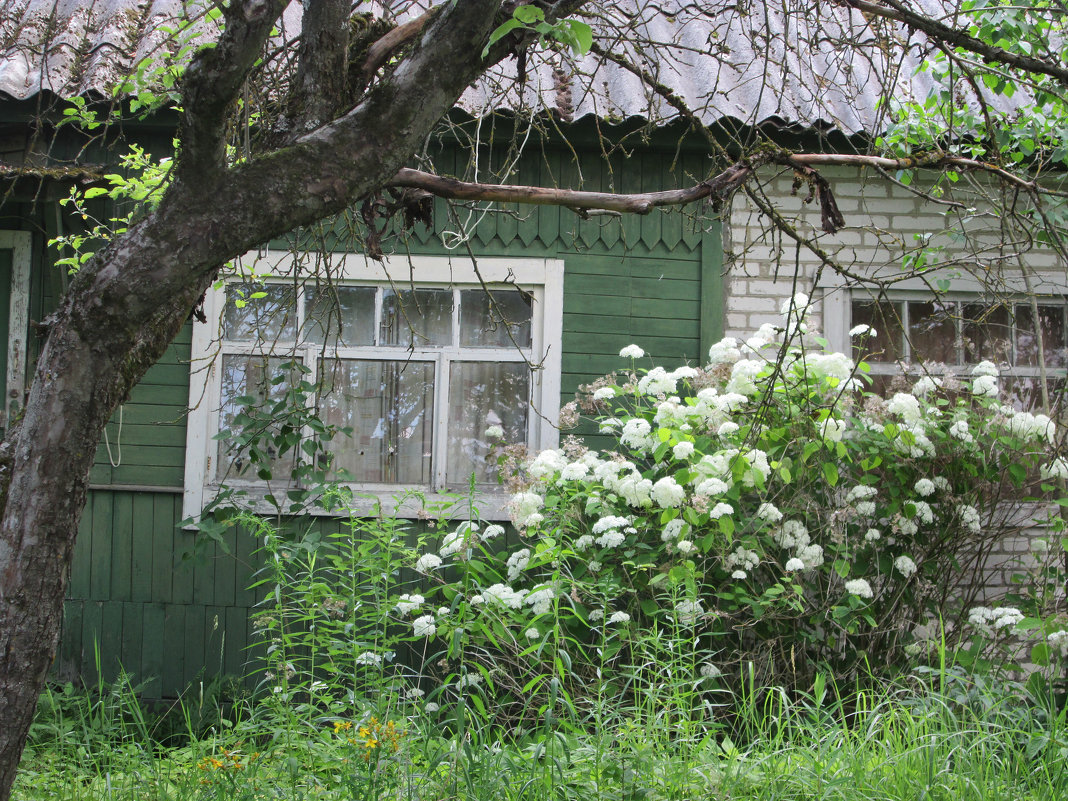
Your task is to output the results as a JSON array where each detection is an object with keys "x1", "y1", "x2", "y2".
[
  {"x1": 238, "y1": 295, "x2": 1068, "y2": 726},
  {"x1": 389, "y1": 293, "x2": 1068, "y2": 700}
]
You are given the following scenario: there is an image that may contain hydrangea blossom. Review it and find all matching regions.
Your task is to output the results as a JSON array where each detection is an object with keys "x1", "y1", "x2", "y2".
[
  {"x1": 797, "y1": 543, "x2": 824, "y2": 569},
  {"x1": 914, "y1": 478, "x2": 936, "y2": 497},
  {"x1": 957, "y1": 504, "x2": 982, "y2": 533},
  {"x1": 968, "y1": 606, "x2": 1024, "y2": 636},
  {"x1": 717, "y1": 421, "x2": 740, "y2": 437},
  {"x1": 726, "y1": 359, "x2": 764, "y2": 396},
  {"x1": 757, "y1": 502, "x2": 783, "y2": 524},
  {"x1": 509, "y1": 491, "x2": 544, "y2": 528},
  {"x1": 726, "y1": 547, "x2": 760, "y2": 572},
  {"x1": 482, "y1": 524, "x2": 505, "y2": 541},
  {"x1": 912, "y1": 376, "x2": 942, "y2": 396},
  {"x1": 849, "y1": 323, "x2": 875, "y2": 338},
  {"x1": 673, "y1": 441, "x2": 695, "y2": 459},
  {"x1": 620, "y1": 344, "x2": 645, "y2": 359},
  {"x1": 708, "y1": 337, "x2": 743, "y2": 364},
  {"x1": 609, "y1": 611, "x2": 631, "y2": 624},
  {"x1": 621, "y1": 418, "x2": 655, "y2": 450},
  {"x1": 806, "y1": 353, "x2": 854, "y2": 384},
  {"x1": 525, "y1": 586, "x2": 555, "y2": 615},
  {"x1": 820, "y1": 417, "x2": 846, "y2": 441},
  {"x1": 592, "y1": 386, "x2": 616, "y2": 400},
  {"x1": 575, "y1": 534, "x2": 595, "y2": 551},
  {"x1": 525, "y1": 628, "x2": 540, "y2": 640},
  {"x1": 638, "y1": 366, "x2": 678, "y2": 396},
  {"x1": 887, "y1": 393, "x2": 922, "y2": 424},
  {"x1": 1048, "y1": 630, "x2": 1068, "y2": 658},
  {"x1": 845, "y1": 578, "x2": 874, "y2": 599},
  {"x1": 774, "y1": 520, "x2": 809, "y2": 549},
  {"x1": 785, "y1": 557, "x2": 805, "y2": 571},
  {"x1": 847, "y1": 485, "x2": 878, "y2": 503},
  {"x1": 395, "y1": 594, "x2": 424, "y2": 616},
  {"x1": 949, "y1": 419, "x2": 974, "y2": 443},
  {"x1": 560, "y1": 462, "x2": 590, "y2": 481},
  {"x1": 528, "y1": 449, "x2": 568, "y2": 480},
  {"x1": 1041, "y1": 458, "x2": 1068, "y2": 480},
  {"x1": 483, "y1": 583, "x2": 526, "y2": 609},
  {"x1": 506, "y1": 548, "x2": 531, "y2": 581},
  {"x1": 415, "y1": 553, "x2": 443, "y2": 573},
  {"x1": 972, "y1": 374, "x2": 998, "y2": 397},
  {"x1": 894, "y1": 555, "x2": 918, "y2": 578},
  {"x1": 710, "y1": 502, "x2": 734, "y2": 519},
  {"x1": 595, "y1": 530, "x2": 626, "y2": 549},
  {"x1": 1003, "y1": 411, "x2": 1055, "y2": 443},
  {"x1": 413, "y1": 614, "x2": 437, "y2": 638},
  {"x1": 661, "y1": 519, "x2": 685, "y2": 542},
  {"x1": 676, "y1": 539, "x2": 696, "y2": 556},
  {"x1": 864, "y1": 528, "x2": 881, "y2": 542},
  {"x1": 651, "y1": 477, "x2": 686, "y2": 508}
]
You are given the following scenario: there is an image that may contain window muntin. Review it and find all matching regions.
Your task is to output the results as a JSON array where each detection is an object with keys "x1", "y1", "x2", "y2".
[
  {"x1": 849, "y1": 296, "x2": 1068, "y2": 408},
  {"x1": 214, "y1": 280, "x2": 540, "y2": 492}
]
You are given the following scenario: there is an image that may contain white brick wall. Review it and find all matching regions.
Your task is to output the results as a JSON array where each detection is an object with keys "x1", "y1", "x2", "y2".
[
  {"x1": 723, "y1": 167, "x2": 1067, "y2": 602},
  {"x1": 722, "y1": 165, "x2": 1065, "y2": 342}
]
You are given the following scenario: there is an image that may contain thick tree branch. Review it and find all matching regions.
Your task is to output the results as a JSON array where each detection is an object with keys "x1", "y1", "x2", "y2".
[
  {"x1": 838, "y1": 0, "x2": 1068, "y2": 85},
  {"x1": 176, "y1": 0, "x2": 287, "y2": 181},
  {"x1": 293, "y1": 0, "x2": 351, "y2": 126}
]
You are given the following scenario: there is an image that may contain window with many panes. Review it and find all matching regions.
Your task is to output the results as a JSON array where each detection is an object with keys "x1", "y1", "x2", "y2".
[
  {"x1": 183, "y1": 253, "x2": 563, "y2": 519},
  {"x1": 846, "y1": 294, "x2": 1068, "y2": 408}
]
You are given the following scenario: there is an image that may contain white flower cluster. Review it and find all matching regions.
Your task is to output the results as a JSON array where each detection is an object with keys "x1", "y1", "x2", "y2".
[
  {"x1": 395, "y1": 594, "x2": 424, "y2": 616},
  {"x1": 413, "y1": 614, "x2": 436, "y2": 638},
  {"x1": 1048, "y1": 630, "x2": 1068, "y2": 658},
  {"x1": 506, "y1": 548, "x2": 531, "y2": 581},
  {"x1": 1003, "y1": 410, "x2": 1055, "y2": 444},
  {"x1": 894, "y1": 555, "x2": 917, "y2": 579},
  {"x1": 844, "y1": 578, "x2": 874, "y2": 599},
  {"x1": 967, "y1": 605, "x2": 1024, "y2": 636},
  {"x1": 675, "y1": 599, "x2": 703, "y2": 625},
  {"x1": 957, "y1": 504, "x2": 982, "y2": 533},
  {"x1": 482, "y1": 583, "x2": 527, "y2": 609},
  {"x1": 725, "y1": 546, "x2": 760, "y2": 578}
]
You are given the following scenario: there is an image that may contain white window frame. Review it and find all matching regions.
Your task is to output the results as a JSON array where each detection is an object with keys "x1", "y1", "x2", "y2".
[
  {"x1": 183, "y1": 251, "x2": 564, "y2": 521},
  {"x1": 820, "y1": 268, "x2": 1068, "y2": 382},
  {"x1": 0, "y1": 231, "x2": 31, "y2": 431}
]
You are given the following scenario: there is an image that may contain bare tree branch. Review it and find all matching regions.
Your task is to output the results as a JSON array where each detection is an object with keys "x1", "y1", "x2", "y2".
[
  {"x1": 838, "y1": 0, "x2": 1068, "y2": 84},
  {"x1": 387, "y1": 164, "x2": 754, "y2": 214}
]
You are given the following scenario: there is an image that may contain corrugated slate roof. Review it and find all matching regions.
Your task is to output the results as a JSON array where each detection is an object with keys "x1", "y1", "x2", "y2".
[{"x1": 0, "y1": 0, "x2": 1008, "y2": 135}]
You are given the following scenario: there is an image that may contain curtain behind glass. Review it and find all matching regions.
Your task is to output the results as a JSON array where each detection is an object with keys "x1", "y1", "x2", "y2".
[
  {"x1": 319, "y1": 358, "x2": 434, "y2": 484},
  {"x1": 446, "y1": 361, "x2": 529, "y2": 487}
]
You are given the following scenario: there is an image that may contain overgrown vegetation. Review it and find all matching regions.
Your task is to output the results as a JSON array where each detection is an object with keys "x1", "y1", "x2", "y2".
[{"x1": 17, "y1": 300, "x2": 1068, "y2": 800}]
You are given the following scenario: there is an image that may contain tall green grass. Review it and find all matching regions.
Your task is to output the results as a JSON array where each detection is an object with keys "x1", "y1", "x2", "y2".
[{"x1": 15, "y1": 661, "x2": 1068, "y2": 801}]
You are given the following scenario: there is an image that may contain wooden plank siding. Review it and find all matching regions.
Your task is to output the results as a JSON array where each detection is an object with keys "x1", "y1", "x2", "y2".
[{"x1": 52, "y1": 142, "x2": 724, "y2": 698}]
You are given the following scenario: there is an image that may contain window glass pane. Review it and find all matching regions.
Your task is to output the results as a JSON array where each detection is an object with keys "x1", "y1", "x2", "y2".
[
  {"x1": 303, "y1": 286, "x2": 375, "y2": 346},
  {"x1": 907, "y1": 300, "x2": 957, "y2": 364},
  {"x1": 446, "y1": 361, "x2": 529, "y2": 487},
  {"x1": 217, "y1": 355, "x2": 300, "y2": 481},
  {"x1": 460, "y1": 289, "x2": 533, "y2": 347},
  {"x1": 222, "y1": 284, "x2": 296, "y2": 342},
  {"x1": 318, "y1": 359, "x2": 434, "y2": 484},
  {"x1": 1016, "y1": 304, "x2": 1067, "y2": 368},
  {"x1": 380, "y1": 289, "x2": 452, "y2": 347},
  {"x1": 963, "y1": 303, "x2": 1012, "y2": 364},
  {"x1": 850, "y1": 300, "x2": 903, "y2": 362}
]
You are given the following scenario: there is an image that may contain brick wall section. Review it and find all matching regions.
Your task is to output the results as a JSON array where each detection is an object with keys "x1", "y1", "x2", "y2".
[
  {"x1": 722, "y1": 167, "x2": 1065, "y2": 602},
  {"x1": 722, "y1": 165, "x2": 1063, "y2": 341}
]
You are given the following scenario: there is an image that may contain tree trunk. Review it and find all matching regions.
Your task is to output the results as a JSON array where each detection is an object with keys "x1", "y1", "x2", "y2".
[{"x1": 0, "y1": 2, "x2": 505, "y2": 797}]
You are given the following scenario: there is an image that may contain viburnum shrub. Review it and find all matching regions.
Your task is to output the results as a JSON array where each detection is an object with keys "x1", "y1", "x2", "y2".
[{"x1": 396, "y1": 293, "x2": 1068, "y2": 701}]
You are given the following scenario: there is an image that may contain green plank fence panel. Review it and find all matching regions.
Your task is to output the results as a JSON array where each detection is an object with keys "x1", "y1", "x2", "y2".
[
  {"x1": 69, "y1": 498, "x2": 92, "y2": 598},
  {"x1": 162, "y1": 604, "x2": 186, "y2": 697},
  {"x1": 99, "y1": 602, "x2": 123, "y2": 682},
  {"x1": 89, "y1": 493, "x2": 113, "y2": 600},
  {"x1": 224, "y1": 606, "x2": 248, "y2": 680},
  {"x1": 131, "y1": 494, "x2": 154, "y2": 603},
  {"x1": 152, "y1": 495, "x2": 175, "y2": 604},
  {"x1": 142, "y1": 602, "x2": 165, "y2": 698},
  {"x1": 699, "y1": 224, "x2": 725, "y2": 357},
  {"x1": 110, "y1": 493, "x2": 133, "y2": 602},
  {"x1": 120, "y1": 602, "x2": 143, "y2": 683},
  {"x1": 58, "y1": 600, "x2": 84, "y2": 683},
  {"x1": 81, "y1": 602, "x2": 103, "y2": 687},
  {"x1": 183, "y1": 606, "x2": 207, "y2": 690}
]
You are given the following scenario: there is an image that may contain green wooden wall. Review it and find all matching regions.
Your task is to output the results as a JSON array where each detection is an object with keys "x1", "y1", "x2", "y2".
[{"x1": 31, "y1": 139, "x2": 724, "y2": 698}]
